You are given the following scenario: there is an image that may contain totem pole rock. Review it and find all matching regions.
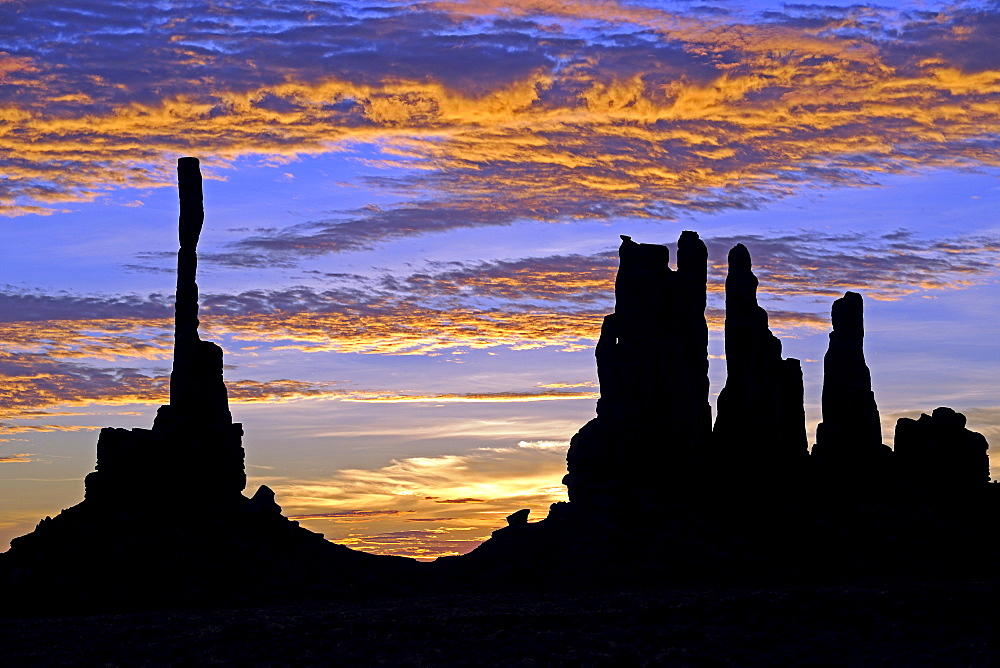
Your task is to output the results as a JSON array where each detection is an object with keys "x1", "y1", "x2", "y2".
[
  {"x1": 0, "y1": 158, "x2": 414, "y2": 612},
  {"x1": 85, "y1": 157, "x2": 246, "y2": 505},
  {"x1": 163, "y1": 156, "x2": 233, "y2": 430}
]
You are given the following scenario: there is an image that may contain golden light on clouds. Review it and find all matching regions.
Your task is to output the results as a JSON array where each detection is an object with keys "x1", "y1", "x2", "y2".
[
  {"x1": 2, "y1": 0, "x2": 999, "y2": 227},
  {"x1": 3, "y1": 225, "x2": 998, "y2": 432},
  {"x1": 3, "y1": 0, "x2": 1000, "y2": 562},
  {"x1": 271, "y1": 440, "x2": 570, "y2": 559},
  {"x1": 0, "y1": 453, "x2": 35, "y2": 463}
]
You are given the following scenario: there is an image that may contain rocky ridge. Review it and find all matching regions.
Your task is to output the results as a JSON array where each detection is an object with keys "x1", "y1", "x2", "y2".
[{"x1": 1, "y1": 167, "x2": 995, "y2": 611}]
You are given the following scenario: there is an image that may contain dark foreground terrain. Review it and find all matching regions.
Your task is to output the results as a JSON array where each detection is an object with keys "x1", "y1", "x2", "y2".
[{"x1": 3, "y1": 579, "x2": 997, "y2": 666}]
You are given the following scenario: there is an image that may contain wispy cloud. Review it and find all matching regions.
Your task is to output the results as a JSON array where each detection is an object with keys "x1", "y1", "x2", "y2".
[
  {"x1": 0, "y1": 350, "x2": 596, "y2": 433},
  {"x1": 2, "y1": 228, "x2": 997, "y2": 430},
  {"x1": 0, "y1": 453, "x2": 35, "y2": 463},
  {"x1": 340, "y1": 390, "x2": 598, "y2": 404},
  {"x1": 286, "y1": 509, "x2": 417, "y2": 522}
]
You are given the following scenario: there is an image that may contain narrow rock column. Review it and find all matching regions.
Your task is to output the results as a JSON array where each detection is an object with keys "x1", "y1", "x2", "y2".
[
  {"x1": 161, "y1": 157, "x2": 232, "y2": 430},
  {"x1": 814, "y1": 293, "x2": 882, "y2": 451},
  {"x1": 151, "y1": 157, "x2": 244, "y2": 497},
  {"x1": 813, "y1": 291, "x2": 889, "y2": 482},
  {"x1": 713, "y1": 244, "x2": 807, "y2": 484},
  {"x1": 677, "y1": 230, "x2": 712, "y2": 456},
  {"x1": 170, "y1": 157, "x2": 205, "y2": 414}
]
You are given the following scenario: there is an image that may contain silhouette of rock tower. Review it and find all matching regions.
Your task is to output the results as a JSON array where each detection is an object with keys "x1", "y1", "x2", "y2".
[
  {"x1": 712, "y1": 244, "x2": 808, "y2": 485},
  {"x1": 1, "y1": 158, "x2": 401, "y2": 611},
  {"x1": 812, "y1": 291, "x2": 890, "y2": 485},
  {"x1": 564, "y1": 232, "x2": 711, "y2": 508},
  {"x1": 84, "y1": 157, "x2": 246, "y2": 506}
]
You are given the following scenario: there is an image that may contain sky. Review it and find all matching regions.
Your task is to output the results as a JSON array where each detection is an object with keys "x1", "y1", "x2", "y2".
[{"x1": 1, "y1": 0, "x2": 998, "y2": 559}]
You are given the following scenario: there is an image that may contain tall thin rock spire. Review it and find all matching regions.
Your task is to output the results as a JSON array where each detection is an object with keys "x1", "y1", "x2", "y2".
[
  {"x1": 813, "y1": 291, "x2": 889, "y2": 482},
  {"x1": 173, "y1": 158, "x2": 204, "y2": 369},
  {"x1": 157, "y1": 157, "x2": 232, "y2": 431},
  {"x1": 713, "y1": 244, "x2": 807, "y2": 483}
]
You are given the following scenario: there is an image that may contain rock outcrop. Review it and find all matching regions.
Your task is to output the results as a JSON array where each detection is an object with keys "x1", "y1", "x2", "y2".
[
  {"x1": 165, "y1": 156, "x2": 234, "y2": 431},
  {"x1": 4, "y1": 183, "x2": 997, "y2": 606},
  {"x1": 895, "y1": 407, "x2": 990, "y2": 491},
  {"x1": 564, "y1": 232, "x2": 711, "y2": 508},
  {"x1": 85, "y1": 157, "x2": 245, "y2": 507},
  {"x1": 712, "y1": 244, "x2": 808, "y2": 484},
  {"x1": 461, "y1": 234, "x2": 995, "y2": 588},
  {"x1": 0, "y1": 158, "x2": 415, "y2": 612},
  {"x1": 812, "y1": 291, "x2": 891, "y2": 484}
]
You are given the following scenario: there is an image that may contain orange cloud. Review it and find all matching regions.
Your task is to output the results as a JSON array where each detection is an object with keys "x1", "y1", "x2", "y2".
[
  {"x1": 0, "y1": 453, "x2": 35, "y2": 463},
  {"x1": 268, "y1": 440, "x2": 570, "y2": 558},
  {"x1": 340, "y1": 391, "x2": 598, "y2": 404},
  {"x1": 2, "y1": 1, "x2": 998, "y2": 236},
  {"x1": 3, "y1": 227, "x2": 997, "y2": 431},
  {"x1": 286, "y1": 510, "x2": 418, "y2": 522}
]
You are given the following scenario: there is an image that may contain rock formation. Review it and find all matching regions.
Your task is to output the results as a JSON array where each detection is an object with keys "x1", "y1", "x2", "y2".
[
  {"x1": 462, "y1": 234, "x2": 996, "y2": 589},
  {"x1": 4, "y1": 182, "x2": 997, "y2": 605},
  {"x1": 0, "y1": 158, "x2": 414, "y2": 612},
  {"x1": 712, "y1": 244, "x2": 808, "y2": 484},
  {"x1": 895, "y1": 407, "x2": 990, "y2": 491},
  {"x1": 166, "y1": 156, "x2": 233, "y2": 429},
  {"x1": 564, "y1": 232, "x2": 711, "y2": 507},
  {"x1": 812, "y1": 291, "x2": 891, "y2": 484},
  {"x1": 85, "y1": 157, "x2": 245, "y2": 506}
]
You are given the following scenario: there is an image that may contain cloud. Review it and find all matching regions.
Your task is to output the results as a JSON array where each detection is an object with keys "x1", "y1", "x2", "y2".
[
  {"x1": 2, "y1": 0, "x2": 999, "y2": 249},
  {"x1": 372, "y1": 229, "x2": 1000, "y2": 306},
  {"x1": 335, "y1": 527, "x2": 491, "y2": 560},
  {"x1": 271, "y1": 439, "x2": 570, "y2": 557},
  {"x1": 0, "y1": 453, "x2": 35, "y2": 463},
  {"x1": 378, "y1": 253, "x2": 619, "y2": 304},
  {"x1": 0, "y1": 346, "x2": 596, "y2": 432},
  {"x1": 2, "y1": 227, "x2": 997, "y2": 431},
  {"x1": 703, "y1": 230, "x2": 1000, "y2": 301},
  {"x1": 286, "y1": 510, "x2": 417, "y2": 522},
  {"x1": 0, "y1": 349, "x2": 354, "y2": 432},
  {"x1": 340, "y1": 391, "x2": 598, "y2": 404},
  {"x1": 0, "y1": 292, "x2": 172, "y2": 323}
]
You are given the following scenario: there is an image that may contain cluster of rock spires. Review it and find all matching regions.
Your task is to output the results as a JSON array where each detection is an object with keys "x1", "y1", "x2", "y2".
[
  {"x1": 564, "y1": 233, "x2": 711, "y2": 508},
  {"x1": 1, "y1": 162, "x2": 995, "y2": 610},
  {"x1": 563, "y1": 232, "x2": 988, "y2": 509},
  {"x1": 463, "y1": 233, "x2": 995, "y2": 584}
]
